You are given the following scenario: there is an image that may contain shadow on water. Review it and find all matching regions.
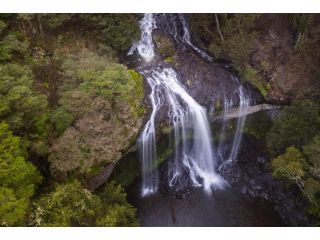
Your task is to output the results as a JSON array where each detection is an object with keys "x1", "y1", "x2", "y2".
[{"x1": 127, "y1": 179, "x2": 285, "y2": 227}]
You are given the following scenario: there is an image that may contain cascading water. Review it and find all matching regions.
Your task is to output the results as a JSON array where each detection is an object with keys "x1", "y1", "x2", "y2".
[
  {"x1": 156, "y1": 14, "x2": 213, "y2": 61},
  {"x1": 228, "y1": 85, "x2": 250, "y2": 161},
  {"x1": 133, "y1": 14, "x2": 225, "y2": 196},
  {"x1": 128, "y1": 13, "x2": 156, "y2": 62}
]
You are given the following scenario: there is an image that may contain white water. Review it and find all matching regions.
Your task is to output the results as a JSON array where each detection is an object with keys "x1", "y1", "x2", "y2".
[
  {"x1": 178, "y1": 15, "x2": 213, "y2": 61},
  {"x1": 128, "y1": 13, "x2": 156, "y2": 62},
  {"x1": 157, "y1": 14, "x2": 213, "y2": 61},
  {"x1": 217, "y1": 94, "x2": 233, "y2": 160},
  {"x1": 135, "y1": 14, "x2": 225, "y2": 196},
  {"x1": 228, "y1": 85, "x2": 250, "y2": 161}
]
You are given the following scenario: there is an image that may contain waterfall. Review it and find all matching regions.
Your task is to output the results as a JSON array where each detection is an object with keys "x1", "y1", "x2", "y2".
[{"x1": 133, "y1": 13, "x2": 225, "y2": 196}]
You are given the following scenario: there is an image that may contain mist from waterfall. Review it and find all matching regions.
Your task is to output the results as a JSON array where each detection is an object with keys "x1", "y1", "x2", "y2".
[{"x1": 133, "y1": 13, "x2": 250, "y2": 197}]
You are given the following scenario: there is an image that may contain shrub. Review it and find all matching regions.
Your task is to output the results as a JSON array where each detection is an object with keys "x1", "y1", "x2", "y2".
[
  {"x1": 50, "y1": 107, "x2": 74, "y2": 136},
  {"x1": 271, "y1": 146, "x2": 306, "y2": 181},
  {"x1": 0, "y1": 122, "x2": 42, "y2": 226},
  {"x1": 0, "y1": 64, "x2": 49, "y2": 136},
  {"x1": 266, "y1": 100, "x2": 320, "y2": 156},
  {"x1": 30, "y1": 180, "x2": 138, "y2": 227}
]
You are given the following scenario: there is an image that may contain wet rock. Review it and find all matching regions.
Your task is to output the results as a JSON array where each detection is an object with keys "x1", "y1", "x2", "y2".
[
  {"x1": 219, "y1": 134, "x2": 312, "y2": 226},
  {"x1": 154, "y1": 30, "x2": 176, "y2": 58}
]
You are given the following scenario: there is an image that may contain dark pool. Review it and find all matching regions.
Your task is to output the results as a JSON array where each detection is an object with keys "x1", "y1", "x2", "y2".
[{"x1": 127, "y1": 180, "x2": 285, "y2": 227}]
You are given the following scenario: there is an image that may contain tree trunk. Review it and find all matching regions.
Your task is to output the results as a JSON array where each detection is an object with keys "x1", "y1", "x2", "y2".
[{"x1": 214, "y1": 13, "x2": 224, "y2": 42}]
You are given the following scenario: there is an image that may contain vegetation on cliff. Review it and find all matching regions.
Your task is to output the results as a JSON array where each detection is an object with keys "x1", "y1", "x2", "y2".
[
  {"x1": 188, "y1": 14, "x2": 320, "y2": 101},
  {"x1": 266, "y1": 100, "x2": 320, "y2": 224},
  {"x1": 0, "y1": 13, "x2": 141, "y2": 226}
]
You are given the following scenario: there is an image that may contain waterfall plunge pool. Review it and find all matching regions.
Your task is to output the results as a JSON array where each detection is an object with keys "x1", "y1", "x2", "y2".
[{"x1": 127, "y1": 178, "x2": 285, "y2": 227}]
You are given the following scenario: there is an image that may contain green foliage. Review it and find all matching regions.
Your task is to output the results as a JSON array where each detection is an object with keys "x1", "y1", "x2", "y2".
[
  {"x1": 239, "y1": 65, "x2": 268, "y2": 97},
  {"x1": 59, "y1": 50, "x2": 144, "y2": 118},
  {"x1": 42, "y1": 14, "x2": 73, "y2": 29},
  {"x1": 78, "y1": 14, "x2": 140, "y2": 51},
  {"x1": 243, "y1": 111, "x2": 273, "y2": 140},
  {"x1": 58, "y1": 49, "x2": 114, "y2": 94},
  {"x1": 0, "y1": 20, "x2": 6, "y2": 34},
  {"x1": 303, "y1": 135, "x2": 320, "y2": 180},
  {"x1": 97, "y1": 181, "x2": 138, "y2": 227},
  {"x1": 0, "y1": 122, "x2": 42, "y2": 226},
  {"x1": 78, "y1": 63, "x2": 135, "y2": 102},
  {"x1": 0, "y1": 187, "x2": 28, "y2": 226},
  {"x1": 0, "y1": 64, "x2": 49, "y2": 137},
  {"x1": 110, "y1": 154, "x2": 140, "y2": 188},
  {"x1": 50, "y1": 107, "x2": 74, "y2": 136},
  {"x1": 303, "y1": 135, "x2": 320, "y2": 168},
  {"x1": 0, "y1": 33, "x2": 29, "y2": 62},
  {"x1": 266, "y1": 100, "x2": 320, "y2": 156},
  {"x1": 189, "y1": 14, "x2": 264, "y2": 97},
  {"x1": 31, "y1": 180, "x2": 100, "y2": 226},
  {"x1": 291, "y1": 14, "x2": 311, "y2": 34},
  {"x1": 31, "y1": 180, "x2": 138, "y2": 227},
  {"x1": 271, "y1": 146, "x2": 306, "y2": 181}
]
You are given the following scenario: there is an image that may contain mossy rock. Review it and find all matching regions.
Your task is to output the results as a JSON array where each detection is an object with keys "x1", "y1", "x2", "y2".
[{"x1": 154, "y1": 32, "x2": 175, "y2": 58}]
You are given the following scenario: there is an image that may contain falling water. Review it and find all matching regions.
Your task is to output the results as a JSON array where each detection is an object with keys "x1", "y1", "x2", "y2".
[
  {"x1": 216, "y1": 81, "x2": 251, "y2": 170},
  {"x1": 216, "y1": 94, "x2": 233, "y2": 160},
  {"x1": 128, "y1": 13, "x2": 156, "y2": 62},
  {"x1": 156, "y1": 14, "x2": 213, "y2": 61},
  {"x1": 228, "y1": 85, "x2": 250, "y2": 161},
  {"x1": 133, "y1": 13, "x2": 225, "y2": 196}
]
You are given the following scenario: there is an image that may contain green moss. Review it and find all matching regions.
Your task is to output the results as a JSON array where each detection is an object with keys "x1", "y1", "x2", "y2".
[
  {"x1": 154, "y1": 33, "x2": 175, "y2": 57},
  {"x1": 87, "y1": 164, "x2": 104, "y2": 176},
  {"x1": 164, "y1": 56, "x2": 174, "y2": 63},
  {"x1": 240, "y1": 65, "x2": 268, "y2": 97}
]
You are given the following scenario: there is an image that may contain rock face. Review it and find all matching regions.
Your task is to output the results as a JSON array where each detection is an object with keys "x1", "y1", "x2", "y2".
[
  {"x1": 219, "y1": 133, "x2": 311, "y2": 226},
  {"x1": 148, "y1": 36, "x2": 310, "y2": 225}
]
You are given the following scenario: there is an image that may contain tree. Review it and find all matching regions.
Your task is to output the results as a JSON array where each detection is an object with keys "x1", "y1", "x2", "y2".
[
  {"x1": 267, "y1": 100, "x2": 320, "y2": 156},
  {"x1": 30, "y1": 180, "x2": 138, "y2": 227},
  {"x1": 0, "y1": 122, "x2": 42, "y2": 226},
  {"x1": 0, "y1": 64, "x2": 49, "y2": 135},
  {"x1": 30, "y1": 180, "x2": 100, "y2": 227},
  {"x1": 49, "y1": 50, "x2": 144, "y2": 180},
  {"x1": 77, "y1": 14, "x2": 140, "y2": 51},
  {"x1": 96, "y1": 182, "x2": 138, "y2": 227},
  {"x1": 271, "y1": 146, "x2": 306, "y2": 183},
  {"x1": 0, "y1": 32, "x2": 29, "y2": 63},
  {"x1": 304, "y1": 135, "x2": 320, "y2": 180}
]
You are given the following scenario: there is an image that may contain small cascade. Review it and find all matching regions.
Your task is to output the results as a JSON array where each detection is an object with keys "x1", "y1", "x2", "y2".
[
  {"x1": 215, "y1": 79, "x2": 251, "y2": 169},
  {"x1": 217, "y1": 94, "x2": 233, "y2": 160},
  {"x1": 155, "y1": 14, "x2": 213, "y2": 61},
  {"x1": 128, "y1": 13, "x2": 156, "y2": 62},
  {"x1": 228, "y1": 85, "x2": 250, "y2": 161}
]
